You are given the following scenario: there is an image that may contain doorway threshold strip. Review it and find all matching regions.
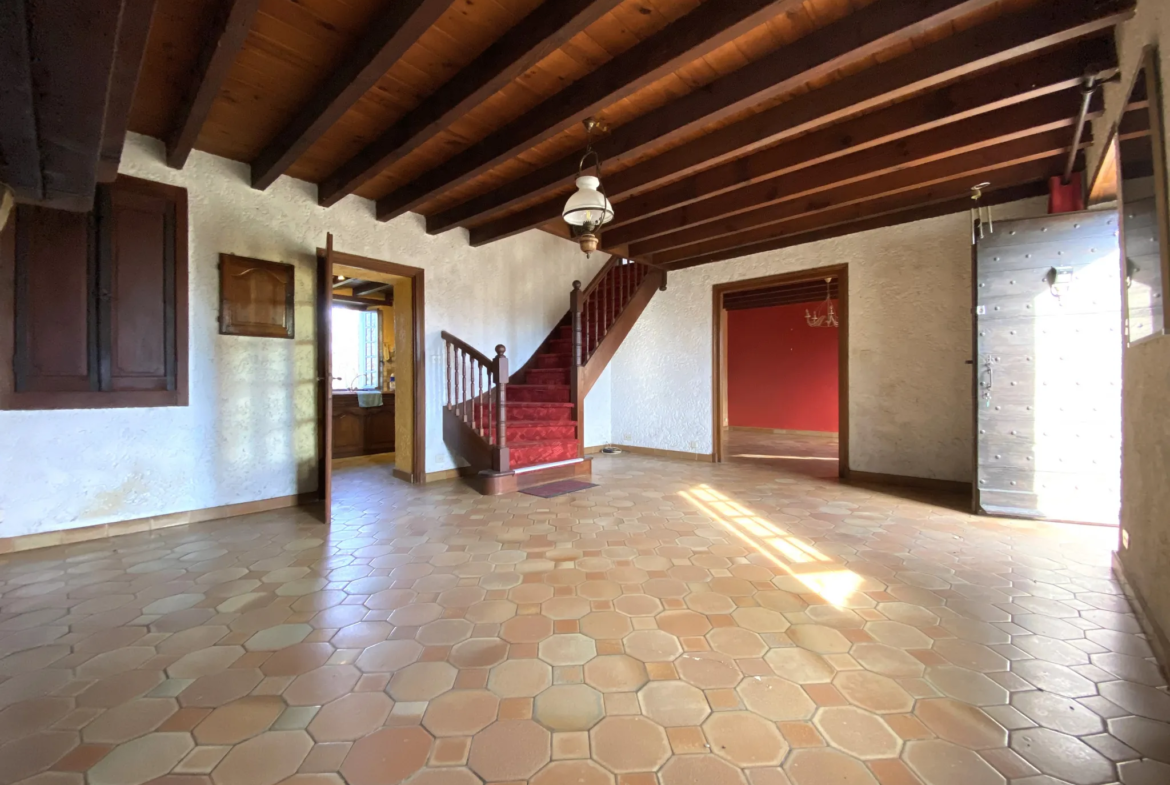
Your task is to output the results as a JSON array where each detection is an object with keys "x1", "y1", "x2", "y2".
[{"x1": 521, "y1": 479, "x2": 598, "y2": 498}]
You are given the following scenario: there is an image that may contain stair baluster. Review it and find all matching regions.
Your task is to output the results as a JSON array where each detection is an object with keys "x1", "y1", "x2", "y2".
[{"x1": 441, "y1": 332, "x2": 511, "y2": 473}]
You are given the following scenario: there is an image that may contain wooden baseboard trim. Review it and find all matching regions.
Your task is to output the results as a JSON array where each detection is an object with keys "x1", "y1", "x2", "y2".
[
  {"x1": 0, "y1": 492, "x2": 316, "y2": 555},
  {"x1": 425, "y1": 468, "x2": 463, "y2": 484},
  {"x1": 726, "y1": 426, "x2": 838, "y2": 436},
  {"x1": 584, "y1": 445, "x2": 606, "y2": 455},
  {"x1": 392, "y1": 468, "x2": 413, "y2": 483},
  {"x1": 608, "y1": 444, "x2": 715, "y2": 462},
  {"x1": 845, "y1": 470, "x2": 971, "y2": 495},
  {"x1": 1113, "y1": 551, "x2": 1170, "y2": 681}
]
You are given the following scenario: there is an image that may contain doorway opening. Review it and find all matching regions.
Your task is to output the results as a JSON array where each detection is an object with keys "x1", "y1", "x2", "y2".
[
  {"x1": 713, "y1": 266, "x2": 848, "y2": 478},
  {"x1": 316, "y1": 240, "x2": 425, "y2": 524}
]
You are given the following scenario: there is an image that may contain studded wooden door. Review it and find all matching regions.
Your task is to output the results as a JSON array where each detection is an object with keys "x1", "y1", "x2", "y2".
[{"x1": 974, "y1": 210, "x2": 1122, "y2": 524}]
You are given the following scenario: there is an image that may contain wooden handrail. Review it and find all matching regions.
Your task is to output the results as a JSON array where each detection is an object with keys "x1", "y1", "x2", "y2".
[
  {"x1": 580, "y1": 254, "x2": 621, "y2": 300},
  {"x1": 442, "y1": 331, "x2": 509, "y2": 473},
  {"x1": 441, "y1": 330, "x2": 495, "y2": 369}
]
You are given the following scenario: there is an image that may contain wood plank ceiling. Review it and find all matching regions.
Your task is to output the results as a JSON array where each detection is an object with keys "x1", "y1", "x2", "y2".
[{"x1": 126, "y1": 0, "x2": 1135, "y2": 269}]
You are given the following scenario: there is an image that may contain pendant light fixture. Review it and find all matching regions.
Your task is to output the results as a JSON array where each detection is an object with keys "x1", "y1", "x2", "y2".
[
  {"x1": 805, "y1": 278, "x2": 839, "y2": 328},
  {"x1": 563, "y1": 118, "x2": 614, "y2": 257}
]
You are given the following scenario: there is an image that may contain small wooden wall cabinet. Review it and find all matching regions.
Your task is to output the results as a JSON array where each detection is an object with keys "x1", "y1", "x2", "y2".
[{"x1": 332, "y1": 392, "x2": 395, "y2": 459}]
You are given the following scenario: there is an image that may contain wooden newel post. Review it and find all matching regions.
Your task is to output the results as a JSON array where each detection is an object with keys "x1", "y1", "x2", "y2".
[
  {"x1": 494, "y1": 344, "x2": 509, "y2": 472},
  {"x1": 570, "y1": 281, "x2": 583, "y2": 367}
]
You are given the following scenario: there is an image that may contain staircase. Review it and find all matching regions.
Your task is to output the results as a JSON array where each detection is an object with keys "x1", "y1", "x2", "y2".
[{"x1": 442, "y1": 257, "x2": 666, "y2": 494}]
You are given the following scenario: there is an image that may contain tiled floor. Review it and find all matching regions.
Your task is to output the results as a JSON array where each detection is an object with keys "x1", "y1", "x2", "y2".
[{"x1": 1, "y1": 452, "x2": 1168, "y2": 785}]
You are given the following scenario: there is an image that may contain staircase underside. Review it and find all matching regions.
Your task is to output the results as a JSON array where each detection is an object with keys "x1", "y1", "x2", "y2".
[{"x1": 461, "y1": 455, "x2": 592, "y2": 495}]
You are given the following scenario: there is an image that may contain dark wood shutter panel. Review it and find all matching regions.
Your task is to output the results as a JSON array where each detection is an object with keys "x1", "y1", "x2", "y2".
[
  {"x1": 98, "y1": 181, "x2": 177, "y2": 392},
  {"x1": 12, "y1": 204, "x2": 98, "y2": 392}
]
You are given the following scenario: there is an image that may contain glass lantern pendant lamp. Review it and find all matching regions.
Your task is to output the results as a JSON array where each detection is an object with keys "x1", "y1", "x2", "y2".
[{"x1": 563, "y1": 118, "x2": 614, "y2": 257}]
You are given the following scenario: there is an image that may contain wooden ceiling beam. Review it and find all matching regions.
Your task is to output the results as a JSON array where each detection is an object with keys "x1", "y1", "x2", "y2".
[
  {"x1": 166, "y1": 0, "x2": 260, "y2": 170},
  {"x1": 663, "y1": 181, "x2": 1052, "y2": 271},
  {"x1": 604, "y1": 42, "x2": 1114, "y2": 237},
  {"x1": 647, "y1": 150, "x2": 1070, "y2": 266},
  {"x1": 0, "y1": 0, "x2": 42, "y2": 200},
  {"x1": 374, "y1": 0, "x2": 805, "y2": 222},
  {"x1": 251, "y1": 0, "x2": 456, "y2": 191},
  {"x1": 613, "y1": 91, "x2": 1095, "y2": 252},
  {"x1": 317, "y1": 0, "x2": 625, "y2": 208},
  {"x1": 468, "y1": 0, "x2": 1131, "y2": 246},
  {"x1": 426, "y1": 0, "x2": 1005, "y2": 234},
  {"x1": 98, "y1": 0, "x2": 158, "y2": 183}
]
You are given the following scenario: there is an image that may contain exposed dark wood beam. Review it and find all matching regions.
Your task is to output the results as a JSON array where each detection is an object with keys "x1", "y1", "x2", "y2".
[
  {"x1": 648, "y1": 151, "x2": 1069, "y2": 266},
  {"x1": 98, "y1": 0, "x2": 158, "y2": 182},
  {"x1": 333, "y1": 277, "x2": 362, "y2": 289},
  {"x1": 0, "y1": 0, "x2": 41, "y2": 200},
  {"x1": 604, "y1": 43, "x2": 1114, "y2": 237},
  {"x1": 318, "y1": 0, "x2": 625, "y2": 208},
  {"x1": 468, "y1": 0, "x2": 1131, "y2": 246},
  {"x1": 425, "y1": 0, "x2": 1005, "y2": 234},
  {"x1": 663, "y1": 181, "x2": 1052, "y2": 270},
  {"x1": 251, "y1": 0, "x2": 455, "y2": 191},
  {"x1": 334, "y1": 293, "x2": 390, "y2": 308},
  {"x1": 612, "y1": 91, "x2": 1095, "y2": 253},
  {"x1": 374, "y1": 0, "x2": 805, "y2": 222},
  {"x1": 353, "y1": 282, "x2": 393, "y2": 298},
  {"x1": 166, "y1": 0, "x2": 260, "y2": 170}
]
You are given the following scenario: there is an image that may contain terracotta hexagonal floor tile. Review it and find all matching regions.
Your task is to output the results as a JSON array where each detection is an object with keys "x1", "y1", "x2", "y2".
[
  {"x1": 788, "y1": 625, "x2": 852, "y2": 654},
  {"x1": 624, "y1": 630, "x2": 683, "y2": 663},
  {"x1": 501, "y1": 616, "x2": 554, "y2": 644},
  {"x1": 284, "y1": 666, "x2": 361, "y2": 706},
  {"x1": 87, "y1": 732, "x2": 193, "y2": 785},
  {"x1": 590, "y1": 715, "x2": 670, "y2": 774},
  {"x1": 659, "y1": 753, "x2": 749, "y2": 785},
  {"x1": 1109, "y1": 715, "x2": 1170, "y2": 763},
  {"x1": 488, "y1": 658, "x2": 553, "y2": 698},
  {"x1": 417, "y1": 619, "x2": 474, "y2": 647},
  {"x1": 813, "y1": 706, "x2": 900, "y2": 760},
  {"x1": 533, "y1": 684, "x2": 604, "y2": 732},
  {"x1": 330, "y1": 622, "x2": 392, "y2": 649},
  {"x1": 833, "y1": 671, "x2": 913, "y2": 714},
  {"x1": 192, "y1": 696, "x2": 283, "y2": 745},
  {"x1": 614, "y1": 595, "x2": 663, "y2": 617},
  {"x1": 423, "y1": 690, "x2": 500, "y2": 737},
  {"x1": 450, "y1": 638, "x2": 509, "y2": 669},
  {"x1": 1011, "y1": 660, "x2": 1097, "y2": 699},
  {"x1": 738, "y1": 676, "x2": 816, "y2": 721},
  {"x1": 542, "y1": 597, "x2": 593, "y2": 620},
  {"x1": 355, "y1": 640, "x2": 423, "y2": 673},
  {"x1": 467, "y1": 720, "x2": 551, "y2": 781},
  {"x1": 245, "y1": 624, "x2": 312, "y2": 651},
  {"x1": 388, "y1": 662, "x2": 457, "y2": 702},
  {"x1": 915, "y1": 699, "x2": 1008, "y2": 749},
  {"x1": 405, "y1": 769, "x2": 482, "y2": 785},
  {"x1": 341, "y1": 726, "x2": 432, "y2": 785},
  {"x1": 905, "y1": 739, "x2": 1006, "y2": 785},
  {"x1": 732, "y1": 607, "x2": 790, "y2": 634},
  {"x1": 530, "y1": 759, "x2": 614, "y2": 785},
  {"x1": 639, "y1": 680, "x2": 711, "y2": 727},
  {"x1": 708, "y1": 627, "x2": 768, "y2": 659},
  {"x1": 81, "y1": 698, "x2": 177, "y2": 744},
  {"x1": 465, "y1": 600, "x2": 517, "y2": 625},
  {"x1": 259, "y1": 643, "x2": 334, "y2": 677},
  {"x1": 584, "y1": 655, "x2": 649, "y2": 693},
  {"x1": 166, "y1": 646, "x2": 245, "y2": 679},
  {"x1": 676, "y1": 652, "x2": 742, "y2": 690},
  {"x1": 784, "y1": 748, "x2": 878, "y2": 785},
  {"x1": 765, "y1": 648, "x2": 836, "y2": 683},
  {"x1": 308, "y1": 692, "x2": 394, "y2": 742},
  {"x1": 179, "y1": 669, "x2": 263, "y2": 708},
  {"x1": 580, "y1": 612, "x2": 633, "y2": 640},
  {"x1": 539, "y1": 634, "x2": 597, "y2": 666},
  {"x1": 210, "y1": 730, "x2": 312, "y2": 785},
  {"x1": 925, "y1": 666, "x2": 1009, "y2": 707},
  {"x1": 849, "y1": 643, "x2": 925, "y2": 678},
  {"x1": 704, "y1": 711, "x2": 788, "y2": 766},
  {"x1": 657, "y1": 610, "x2": 713, "y2": 638}
]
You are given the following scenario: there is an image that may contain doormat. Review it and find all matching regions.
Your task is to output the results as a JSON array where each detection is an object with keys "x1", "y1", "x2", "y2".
[{"x1": 521, "y1": 480, "x2": 598, "y2": 498}]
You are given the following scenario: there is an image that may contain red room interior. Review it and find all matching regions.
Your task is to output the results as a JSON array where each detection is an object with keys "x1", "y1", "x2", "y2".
[{"x1": 726, "y1": 301, "x2": 839, "y2": 433}]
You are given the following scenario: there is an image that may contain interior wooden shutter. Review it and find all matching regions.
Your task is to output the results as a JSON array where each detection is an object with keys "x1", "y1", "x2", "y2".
[
  {"x1": 97, "y1": 179, "x2": 178, "y2": 392},
  {"x1": 12, "y1": 204, "x2": 99, "y2": 393}
]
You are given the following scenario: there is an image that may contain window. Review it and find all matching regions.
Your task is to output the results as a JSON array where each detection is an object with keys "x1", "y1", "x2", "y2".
[
  {"x1": 1, "y1": 175, "x2": 188, "y2": 410},
  {"x1": 332, "y1": 307, "x2": 381, "y2": 391}
]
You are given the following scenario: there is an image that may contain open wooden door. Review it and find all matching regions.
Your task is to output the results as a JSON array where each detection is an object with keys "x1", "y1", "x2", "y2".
[
  {"x1": 973, "y1": 210, "x2": 1122, "y2": 524},
  {"x1": 316, "y1": 233, "x2": 334, "y2": 524}
]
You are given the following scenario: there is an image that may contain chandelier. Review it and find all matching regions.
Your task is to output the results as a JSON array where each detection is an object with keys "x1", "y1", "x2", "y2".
[
  {"x1": 805, "y1": 278, "x2": 838, "y2": 328},
  {"x1": 562, "y1": 118, "x2": 614, "y2": 257}
]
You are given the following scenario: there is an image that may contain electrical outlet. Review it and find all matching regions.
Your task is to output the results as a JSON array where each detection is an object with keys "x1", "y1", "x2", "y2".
[{"x1": 1121, "y1": 529, "x2": 1130, "y2": 549}]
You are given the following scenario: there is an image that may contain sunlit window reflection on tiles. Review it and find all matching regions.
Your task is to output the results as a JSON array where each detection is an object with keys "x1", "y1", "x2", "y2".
[{"x1": 679, "y1": 484, "x2": 862, "y2": 607}]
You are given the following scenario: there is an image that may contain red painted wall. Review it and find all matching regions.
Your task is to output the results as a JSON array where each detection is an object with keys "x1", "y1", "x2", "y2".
[{"x1": 727, "y1": 301, "x2": 839, "y2": 432}]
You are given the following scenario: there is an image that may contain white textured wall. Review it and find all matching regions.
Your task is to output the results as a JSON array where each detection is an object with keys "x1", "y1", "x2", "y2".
[
  {"x1": 1086, "y1": 0, "x2": 1170, "y2": 657},
  {"x1": 610, "y1": 199, "x2": 1045, "y2": 482},
  {"x1": 0, "y1": 133, "x2": 609, "y2": 538}
]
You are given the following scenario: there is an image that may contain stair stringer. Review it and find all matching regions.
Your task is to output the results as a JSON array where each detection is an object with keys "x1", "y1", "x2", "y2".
[{"x1": 580, "y1": 265, "x2": 666, "y2": 396}]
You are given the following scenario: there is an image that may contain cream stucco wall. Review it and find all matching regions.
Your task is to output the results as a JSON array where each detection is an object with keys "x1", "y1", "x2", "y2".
[
  {"x1": 609, "y1": 199, "x2": 1046, "y2": 483},
  {"x1": 1085, "y1": 0, "x2": 1170, "y2": 660},
  {"x1": 0, "y1": 133, "x2": 610, "y2": 538}
]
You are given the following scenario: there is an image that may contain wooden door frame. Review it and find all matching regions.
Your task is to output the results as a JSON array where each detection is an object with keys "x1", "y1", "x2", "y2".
[
  {"x1": 316, "y1": 246, "x2": 426, "y2": 485},
  {"x1": 711, "y1": 264, "x2": 849, "y2": 477}
]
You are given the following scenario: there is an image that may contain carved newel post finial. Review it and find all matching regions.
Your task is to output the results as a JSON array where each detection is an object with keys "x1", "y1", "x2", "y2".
[
  {"x1": 495, "y1": 344, "x2": 506, "y2": 357},
  {"x1": 573, "y1": 280, "x2": 582, "y2": 291}
]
